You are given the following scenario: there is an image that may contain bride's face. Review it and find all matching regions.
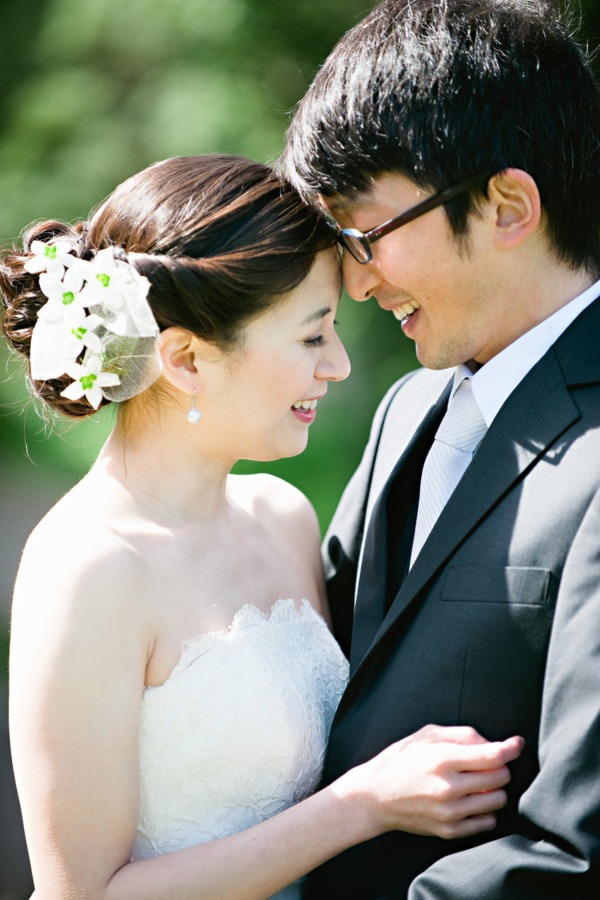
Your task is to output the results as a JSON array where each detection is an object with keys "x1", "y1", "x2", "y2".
[{"x1": 205, "y1": 248, "x2": 350, "y2": 462}]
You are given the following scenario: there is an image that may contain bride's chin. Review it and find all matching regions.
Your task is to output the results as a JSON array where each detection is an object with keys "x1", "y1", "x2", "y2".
[{"x1": 249, "y1": 440, "x2": 310, "y2": 463}]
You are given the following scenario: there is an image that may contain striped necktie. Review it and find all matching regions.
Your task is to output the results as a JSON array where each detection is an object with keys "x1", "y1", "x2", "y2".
[{"x1": 410, "y1": 377, "x2": 487, "y2": 568}]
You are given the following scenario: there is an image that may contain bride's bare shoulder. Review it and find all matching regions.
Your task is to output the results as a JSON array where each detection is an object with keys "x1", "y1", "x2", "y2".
[
  {"x1": 14, "y1": 476, "x2": 148, "y2": 627},
  {"x1": 228, "y1": 472, "x2": 319, "y2": 533},
  {"x1": 10, "y1": 479, "x2": 154, "y2": 731},
  {"x1": 227, "y1": 473, "x2": 327, "y2": 612}
]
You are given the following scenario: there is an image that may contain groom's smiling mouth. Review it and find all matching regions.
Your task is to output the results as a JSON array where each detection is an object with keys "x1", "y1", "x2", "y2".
[{"x1": 392, "y1": 300, "x2": 422, "y2": 325}]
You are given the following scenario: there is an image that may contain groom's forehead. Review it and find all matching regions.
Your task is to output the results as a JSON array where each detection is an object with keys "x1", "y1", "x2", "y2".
[
  {"x1": 326, "y1": 188, "x2": 376, "y2": 214},
  {"x1": 325, "y1": 171, "x2": 407, "y2": 213}
]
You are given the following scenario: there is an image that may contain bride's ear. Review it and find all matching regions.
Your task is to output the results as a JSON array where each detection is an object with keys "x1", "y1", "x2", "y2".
[{"x1": 158, "y1": 327, "x2": 222, "y2": 394}]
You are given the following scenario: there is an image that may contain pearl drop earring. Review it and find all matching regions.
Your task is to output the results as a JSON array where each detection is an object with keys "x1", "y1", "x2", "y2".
[{"x1": 187, "y1": 389, "x2": 202, "y2": 424}]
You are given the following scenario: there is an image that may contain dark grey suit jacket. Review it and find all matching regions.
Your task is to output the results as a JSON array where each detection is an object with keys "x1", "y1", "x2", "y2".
[{"x1": 304, "y1": 296, "x2": 600, "y2": 898}]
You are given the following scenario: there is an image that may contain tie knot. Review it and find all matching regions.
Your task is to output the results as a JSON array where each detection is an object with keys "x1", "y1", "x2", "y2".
[{"x1": 436, "y1": 378, "x2": 487, "y2": 453}]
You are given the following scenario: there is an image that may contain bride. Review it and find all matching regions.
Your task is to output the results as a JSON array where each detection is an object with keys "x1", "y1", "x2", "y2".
[{"x1": 1, "y1": 155, "x2": 522, "y2": 900}]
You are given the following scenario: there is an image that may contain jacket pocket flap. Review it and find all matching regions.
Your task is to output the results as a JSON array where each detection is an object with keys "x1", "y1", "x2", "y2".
[{"x1": 441, "y1": 565, "x2": 552, "y2": 605}]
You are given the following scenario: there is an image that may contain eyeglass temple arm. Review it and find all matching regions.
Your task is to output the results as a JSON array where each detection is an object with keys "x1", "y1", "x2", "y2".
[{"x1": 366, "y1": 174, "x2": 493, "y2": 242}]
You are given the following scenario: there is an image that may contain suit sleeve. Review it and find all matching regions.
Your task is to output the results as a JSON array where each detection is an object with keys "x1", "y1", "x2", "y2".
[
  {"x1": 408, "y1": 486, "x2": 600, "y2": 899},
  {"x1": 323, "y1": 373, "x2": 417, "y2": 656}
]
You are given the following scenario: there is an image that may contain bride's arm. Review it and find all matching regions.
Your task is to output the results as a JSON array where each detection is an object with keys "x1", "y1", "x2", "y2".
[
  {"x1": 108, "y1": 728, "x2": 521, "y2": 900},
  {"x1": 10, "y1": 526, "x2": 522, "y2": 900}
]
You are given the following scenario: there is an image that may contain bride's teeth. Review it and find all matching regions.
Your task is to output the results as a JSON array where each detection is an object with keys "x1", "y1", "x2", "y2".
[{"x1": 293, "y1": 399, "x2": 318, "y2": 410}]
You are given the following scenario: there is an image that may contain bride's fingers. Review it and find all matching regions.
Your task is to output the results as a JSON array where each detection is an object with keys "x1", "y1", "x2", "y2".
[
  {"x1": 441, "y1": 735, "x2": 525, "y2": 771},
  {"x1": 431, "y1": 789, "x2": 508, "y2": 839},
  {"x1": 452, "y1": 787, "x2": 509, "y2": 819},
  {"x1": 414, "y1": 725, "x2": 490, "y2": 746},
  {"x1": 453, "y1": 765, "x2": 512, "y2": 796},
  {"x1": 438, "y1": 812, "x2": 499, "y2": 840}
]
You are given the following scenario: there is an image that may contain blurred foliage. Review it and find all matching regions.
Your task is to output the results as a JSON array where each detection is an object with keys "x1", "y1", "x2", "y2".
[
  {"x1": 1, "y1": 0, "x2": 599, "y2": 631},
  {"x1": 0, "y1": 0, "x2": 417, "y2": 532}
]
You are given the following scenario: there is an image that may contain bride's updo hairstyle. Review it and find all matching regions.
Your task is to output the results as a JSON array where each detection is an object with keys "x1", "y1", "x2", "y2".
[{"x1": 0, "y1": 155, "x2": 335, "y2": 418}]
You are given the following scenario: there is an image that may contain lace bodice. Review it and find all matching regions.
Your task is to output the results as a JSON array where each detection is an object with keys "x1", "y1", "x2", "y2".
[{"x1": 131, "y1": 598, "x2": 349, "y2": 894}]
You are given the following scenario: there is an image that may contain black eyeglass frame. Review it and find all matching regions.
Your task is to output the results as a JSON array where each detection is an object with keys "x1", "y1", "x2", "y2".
[{"x1": 334, "y1": 173, "x2": 494, "y2": 264}]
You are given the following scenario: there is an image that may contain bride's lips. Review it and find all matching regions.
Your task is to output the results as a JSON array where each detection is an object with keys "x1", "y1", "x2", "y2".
[
  {"x1": 292, "y1": 406, "x2": 316, "y2": 424},
  {"x1": 291, "y1": 394, "x2": 325, "y2": 424}
]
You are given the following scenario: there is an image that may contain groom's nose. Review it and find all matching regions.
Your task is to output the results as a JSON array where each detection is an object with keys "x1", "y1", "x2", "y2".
[{"x1": 342, "y1": 253, "x2": 380, "y2": 302}]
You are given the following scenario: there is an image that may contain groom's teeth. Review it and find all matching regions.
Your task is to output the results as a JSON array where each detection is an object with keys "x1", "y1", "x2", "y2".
[
  {"x1": 392, "y1": 301, "x2": 421, "y2": 321},
  {"x1": 292, "y1": 399, "x2": 318, "y2": 410}
]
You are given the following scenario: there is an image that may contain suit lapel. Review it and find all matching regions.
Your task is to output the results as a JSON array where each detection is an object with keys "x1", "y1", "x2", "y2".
[
  {"x1": 350, "y1": 379, "x2": 452, "y2": 670},
  {"x1": 351, "y1": 343, "x2": 583, "y2": 681}
]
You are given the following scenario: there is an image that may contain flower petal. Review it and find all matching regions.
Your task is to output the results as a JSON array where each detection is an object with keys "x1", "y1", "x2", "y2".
[
  {"x1": 62, "y1": 266, "x2": 85, "y2": 293},
  {"x1": 38, "y1": 273, "x2": 62, "y2": 298},
  {"x1": 45, "y1": 260, "x2": 66, "y2": 279},
  {"x1": 60, "y1": 380, "x2": 86, "y2": 401},
  {"x1": 83, "y1": 332, "x2": 103, "y2": 353},
  {"x1": 103, "y1": 311, "x2": 129, "y2": 335},
  {"x1": 94, "y1": 248, "x2": 118, "y2": 269},
  {"x1": 84, "y1": 313, "x2": 104, "y2": 330},
  {"x1": 84, "y1": 385, "x2": 104, "y2": 409},
  {"x1": 36, "y1": 299, "x2": 65, "y2": 322},
  {"x1": 81, "y1": 352, "x2": 104, "y2": 375},
  {"x1": 64, "y1": 361, "x2": 86, "y2": 379},
  {"x1": 23, "y1": 256, "x2": 47, "y2": 274},
  {"x1": 97, "y1": 372, "x2": 121, "y2": 388},
  {"x1": 30, "y1": 320, "x2": 77, "y2": 379}
]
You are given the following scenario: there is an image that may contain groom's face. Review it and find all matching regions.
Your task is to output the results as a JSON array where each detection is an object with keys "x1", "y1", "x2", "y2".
[{"x1": 329, "y1": 172, "x2": 514, "y2": 370}]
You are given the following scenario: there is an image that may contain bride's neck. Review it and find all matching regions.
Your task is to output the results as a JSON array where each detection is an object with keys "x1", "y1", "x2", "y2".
[{"x1": 92, "y1": 410, "x2": 234, "y2": 525}]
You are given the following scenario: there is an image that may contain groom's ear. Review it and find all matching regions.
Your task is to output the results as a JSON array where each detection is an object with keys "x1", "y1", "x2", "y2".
[
  {"x1": 158, "y1": 326, "x2": 222, "y2": 393},
  {"x1": 488, "y1": 168, "x2": 541, "y2": 249}
]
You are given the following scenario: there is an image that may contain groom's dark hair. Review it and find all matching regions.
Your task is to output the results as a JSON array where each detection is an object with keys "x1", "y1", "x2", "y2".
[{"x1": 282, "y1": 0, "x2": 600, "y2": 276}]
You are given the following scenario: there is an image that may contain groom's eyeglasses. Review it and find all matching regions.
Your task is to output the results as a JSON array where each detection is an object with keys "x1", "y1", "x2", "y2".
[{"x1": 333, "y1": 174, "x2": 493, "y2": 265}]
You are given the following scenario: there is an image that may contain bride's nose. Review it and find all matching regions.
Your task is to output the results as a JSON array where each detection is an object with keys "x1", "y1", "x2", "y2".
[{"x1": 317, "y1": 333, "x2": 351, "y2": 382}]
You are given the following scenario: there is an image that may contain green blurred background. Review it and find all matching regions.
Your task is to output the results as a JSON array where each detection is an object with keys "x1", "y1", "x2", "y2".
[{"x1": 1, "y1": 0, "x2": 599, "y2": 894}]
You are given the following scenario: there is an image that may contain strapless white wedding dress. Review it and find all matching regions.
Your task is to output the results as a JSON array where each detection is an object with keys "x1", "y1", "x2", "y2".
[{"x1": 131, "y1": 599, "x2": 349, "y2": 899}]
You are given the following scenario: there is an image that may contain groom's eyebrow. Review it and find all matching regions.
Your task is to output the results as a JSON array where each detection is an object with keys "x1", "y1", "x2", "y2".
[
  {"x1": 328, "y1": 188, "x2": 371, "y2": 212},
  {"x1": 300, "y1": 306, "x2": 332, "y2": 325}
]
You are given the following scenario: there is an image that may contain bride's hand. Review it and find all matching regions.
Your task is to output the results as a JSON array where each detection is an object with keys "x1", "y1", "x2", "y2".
[{"x1": 334, "y1": 724, "x2": 524, "y2": 841}]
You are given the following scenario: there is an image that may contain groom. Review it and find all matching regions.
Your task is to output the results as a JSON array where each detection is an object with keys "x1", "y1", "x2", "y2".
[{"x1": 282, "y1": 0, "x2": 600, "y2": 897}]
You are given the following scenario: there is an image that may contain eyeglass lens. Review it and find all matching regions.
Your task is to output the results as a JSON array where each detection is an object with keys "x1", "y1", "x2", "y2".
[{"x1": 339, "y1": 231, "x2": 370, "y2": 264}]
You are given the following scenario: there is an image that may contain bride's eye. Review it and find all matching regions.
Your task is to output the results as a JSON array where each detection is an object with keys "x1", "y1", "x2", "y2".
[{"x1": 304, "y1": 335, "x2": 326, "y2": 347}]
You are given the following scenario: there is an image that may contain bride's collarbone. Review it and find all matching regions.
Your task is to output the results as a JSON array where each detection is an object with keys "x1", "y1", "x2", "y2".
[
  {"x1": 144, "y1": 591, "x2": 310, "y2": 689},
  {"x1": 140, "y1": 542, "x2": 319, "y2": 687},
  {"x1": 122, "y1": 488, "x2": 319, "y2": 682}
]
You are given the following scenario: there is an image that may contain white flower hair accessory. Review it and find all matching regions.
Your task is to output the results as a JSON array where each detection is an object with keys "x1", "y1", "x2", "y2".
[{"x1": 28, "y1": 241, "x2": 162, "y2": 409}]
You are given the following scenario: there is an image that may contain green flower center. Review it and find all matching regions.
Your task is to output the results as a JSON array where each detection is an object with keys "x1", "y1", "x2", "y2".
[
  {"x1": 80, "y1": 374, "x2": 97, "y2": 390},
  {"x1": 62, "y1": 291, "x2": 75, "y2": 305},
  {"x1": 44, "y1": 244, "x2": 57, "y2": 259},
  {"x1": 96, "y1": 273, "x2": 110, "y2": 287},
  {"x1": 71, "y1": 326, "x2": 87, "y2": 340}
]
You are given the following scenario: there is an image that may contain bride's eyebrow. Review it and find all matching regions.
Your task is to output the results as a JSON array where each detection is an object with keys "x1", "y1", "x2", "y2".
[{"x1": 300, "y1": 306, "x2": 332, "y2": 326}]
